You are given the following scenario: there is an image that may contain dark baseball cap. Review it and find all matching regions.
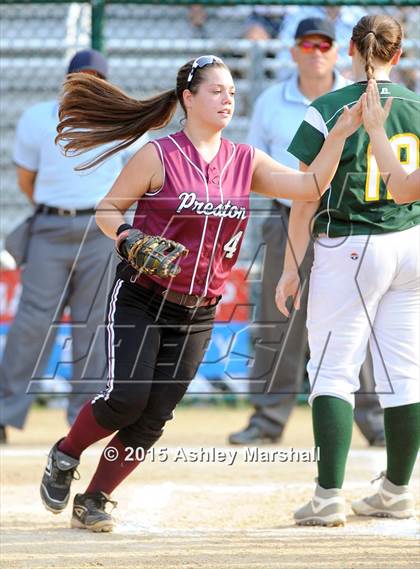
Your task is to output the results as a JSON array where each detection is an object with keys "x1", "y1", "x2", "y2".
[
  {"x1": 295, "y1": 17, "x2": 336, "y2": 42},
  {"x1": 67, "y1": 49, "x2": 108, "y2": 78}
]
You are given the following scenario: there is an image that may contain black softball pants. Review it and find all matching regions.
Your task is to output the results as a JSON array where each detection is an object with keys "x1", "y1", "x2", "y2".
[{"x1": 92, "y1": 277, "x2": 216, "y2": 449}]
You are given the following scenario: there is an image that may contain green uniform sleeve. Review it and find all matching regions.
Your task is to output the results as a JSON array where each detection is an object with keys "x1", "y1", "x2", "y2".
[{"x1": 287, "y1": 120, "x2": 325, "y2": 167}]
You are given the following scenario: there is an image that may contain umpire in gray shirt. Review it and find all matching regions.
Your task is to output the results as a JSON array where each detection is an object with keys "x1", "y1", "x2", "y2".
[
  {"x1": 228, "y1": 17, "x2": 385, "y2": 447},
  {"x1": 0, "y1": 50, "x2": 147, "y2": 443}
]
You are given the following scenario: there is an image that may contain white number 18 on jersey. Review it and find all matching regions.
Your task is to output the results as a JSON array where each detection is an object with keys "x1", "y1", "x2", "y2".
[{"x1": 223, "y1": 231, "x2": 243, "y2": 259}]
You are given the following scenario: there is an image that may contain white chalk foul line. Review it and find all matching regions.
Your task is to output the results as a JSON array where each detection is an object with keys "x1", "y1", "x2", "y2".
[{"x1": 114, "y1": 521, "x2": 420, "y2": 539}]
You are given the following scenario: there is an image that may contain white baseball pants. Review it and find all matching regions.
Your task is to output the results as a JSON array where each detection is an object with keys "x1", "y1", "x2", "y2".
[{"x1": 307, "y1": 225, "x2": 420, "y2": 409}]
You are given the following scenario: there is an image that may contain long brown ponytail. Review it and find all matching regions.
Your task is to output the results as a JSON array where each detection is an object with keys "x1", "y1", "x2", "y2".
[
  {"x1": 351, "y1": 15, "x2": 402, "y2": 80},
  {"x1": 56, "y1": 75, "x2": 178, "y2": 170},
  {"x1": 56, "y1": 56, "x2": 229, "y2": 170}
]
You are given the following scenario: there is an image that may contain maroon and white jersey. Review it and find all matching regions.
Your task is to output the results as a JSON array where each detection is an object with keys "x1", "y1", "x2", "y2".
[{"x1": 132, "y1": 131, "x2": 254, "y2": 297}]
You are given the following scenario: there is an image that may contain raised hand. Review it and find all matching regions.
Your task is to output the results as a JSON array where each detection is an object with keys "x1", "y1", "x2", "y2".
[
  {"x1": 361, "y1": 79, "x2": 393, "y2": 134},
  {"x1": 331, "y1": 99, "x2": 363, "y2": 139}
]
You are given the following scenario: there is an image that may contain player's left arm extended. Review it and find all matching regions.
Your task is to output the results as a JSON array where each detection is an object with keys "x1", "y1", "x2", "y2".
[{"x1": 251, "y1": 101, "x2": 362, "y2": 201}]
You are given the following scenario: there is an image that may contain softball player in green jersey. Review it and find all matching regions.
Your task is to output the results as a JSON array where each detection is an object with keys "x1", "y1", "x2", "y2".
[{"x1": 276, "y1": 14, "x2": 419, "y2": 526}]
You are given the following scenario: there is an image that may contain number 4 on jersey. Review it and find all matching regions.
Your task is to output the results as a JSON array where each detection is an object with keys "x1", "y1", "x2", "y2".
[
  {"x1": 223, "y1": 231, "x2": 243, "y2": 259},
  {"x1": 365, "y1": 133, "x2": 419, "y2": 201}
]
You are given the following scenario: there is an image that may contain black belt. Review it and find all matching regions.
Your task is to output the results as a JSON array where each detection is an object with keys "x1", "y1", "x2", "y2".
[
  {"x1": 134, "y1": 273, "x2": 220, "y2": 308},
  {"x1": 272, "y1": 200, "x2": 290, "y2": 210},
  {"x1": 36, "y1": 204, "x2": 96, "y2": 217}
]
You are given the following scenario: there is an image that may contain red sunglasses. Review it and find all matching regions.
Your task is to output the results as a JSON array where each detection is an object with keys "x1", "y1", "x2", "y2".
[{"x1": 298, "y1": 40, "x2": 333, "y2": 53}]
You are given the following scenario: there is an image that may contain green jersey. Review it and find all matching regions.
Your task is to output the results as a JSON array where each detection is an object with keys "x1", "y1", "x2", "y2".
[{"x1": 288, "y1": 81, "x2": 420, "y2": 237}]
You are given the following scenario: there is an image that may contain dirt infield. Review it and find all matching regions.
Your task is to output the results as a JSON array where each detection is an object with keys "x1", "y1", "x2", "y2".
[{"x1": 1, "y1": 406, "x2": 419, "y2": 569}]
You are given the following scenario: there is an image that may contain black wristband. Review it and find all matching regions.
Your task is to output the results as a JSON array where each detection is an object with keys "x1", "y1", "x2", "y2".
[{"x1": 116, "y1": 223, "x2": 132, "y2": 236}]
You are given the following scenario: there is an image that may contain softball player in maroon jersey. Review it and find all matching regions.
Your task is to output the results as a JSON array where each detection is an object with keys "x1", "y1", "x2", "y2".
[{"x1": 39, "y1": 55, "x2": 361, "y2": 531}]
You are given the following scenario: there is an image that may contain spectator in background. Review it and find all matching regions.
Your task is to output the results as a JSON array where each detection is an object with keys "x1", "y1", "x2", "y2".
[
  {"x1": 280, "y1": 7, "x2": 364, "y2": 49},
  {"x1": 242, "y1": 6, "x2": 286, "y2": 81},
  {"x1": 0, "y1": 50, "x2": 148, "y2": 444},
  {"x1": 188, "y1": 4, "x2": 209, "y2": 39},
  {"x1": 276, "y1": 6, "x2": 365, "y2": 79},
  {"x1": 243, "y1": 6, "x2": 285, "y2": 40},
  {"x1": 228, "y1": 18, "x2": 385, "y2": 447}
]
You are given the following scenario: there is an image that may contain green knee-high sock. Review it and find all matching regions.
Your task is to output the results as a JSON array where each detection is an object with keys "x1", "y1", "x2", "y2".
[
  {"x1": 385, "y1": 402, "x2": 420, "y2": 486},
  {"x1": 312, "y1": 396, "x2": 353, "y2": 489}
]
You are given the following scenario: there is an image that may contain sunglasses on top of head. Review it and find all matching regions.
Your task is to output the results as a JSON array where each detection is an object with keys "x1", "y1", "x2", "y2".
[
  {"x1": 297, "y1": 40, "x2": 333, "y2": 53},
  {"x1": 186, "y1": 55, "x2": 224, "y2": 89}
]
